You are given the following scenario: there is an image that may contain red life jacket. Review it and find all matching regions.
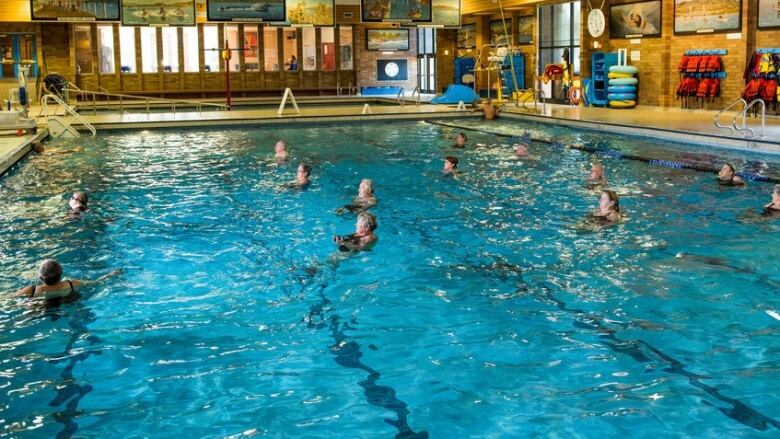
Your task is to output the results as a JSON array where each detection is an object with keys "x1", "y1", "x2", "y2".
[
  {"x1": 706, "y1": 56, "x2": 722, "y2": 73},
  {"x1": 743, "y1": 79, "x2": 763, "y2": 101},
  {"x1": 762, "y1": 79, "x2": 778, "y2": 102},
  {"x1": 708, "y1": 78, "x2": 720, "y2": 100},
  {"x1": 697, "y1": 78, "x2": 711, "y2": 98},
  {"x1": 686, "y1": 56, "x2": 701, "y2": 73}
]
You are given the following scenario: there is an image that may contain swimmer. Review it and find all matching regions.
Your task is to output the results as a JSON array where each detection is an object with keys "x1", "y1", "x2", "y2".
[
  {"x1": 482, "y1": 98, "x2": 499, "y2": 121},
  {"x1": 13, "y1": 259, "x2": 121, "y2": 301},
  {"x1": 591, "y1": 189, "x2": 622, "y2": 224},
  {"x1": 515, "y1": 143, "x2": 529, "y2": 157},
  {"x1": 283, "y1": 163, "x2": 311, "y2": 188},
  {"x1": 763, "y1": 184, "x2": 780, "y2": 214},
  {"x1": 337, "y1": 179, "x2": 377, "y2": 213},
  {"x1": 32, "y1": 141, "x2": 83, "y2": 156},
  {"x1": 443, "y1": 156, "x2": 459, "y2": 176},
  {"x1": 274, "y1": 140, "x2": 288, "y2": 161},
  {"x1": 718, "y1": 163, "x2": 745, "y2": 186},
  {"x1": 590, "y1": 163, "x2": 605, "y2": 182},
  {"x1": 452, "y1": 133, "x2": 467, "y2": 149},
  {"x1": 332, "y1": 211, "x2": 377, "y2": 252},
  {"x1": 68, "y1": 191, "x2": 90, "y2": 218}
]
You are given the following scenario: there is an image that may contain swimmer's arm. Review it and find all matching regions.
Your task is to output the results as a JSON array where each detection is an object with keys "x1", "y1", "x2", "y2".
[
  {"x1": 13, "y1": 286, "x2": 34, "y2": 297},
  {"x1": 78, "y1": 269, "x2": 123, "y2": 286},
  {"x1": 733, "y1": 175, "x2": 744, "y2": 184}
]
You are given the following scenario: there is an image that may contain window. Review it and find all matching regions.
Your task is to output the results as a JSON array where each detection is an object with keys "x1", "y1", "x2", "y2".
[
  {"x1": 244, "y1": 25, "x2": 260, "y2": 72},
  {"x1": 224, "y1": 24, "x2": 240, "y2": 71},
  {"x1": 538, "y1": 1, "x2": 580, "y2": 75},
  {"x1": 321, "y1": 27, "x2": 335, "y2": 71},
  {"x1": 302, "y1": 27, "x2": 316, "y2": 71},
  {"x1": 182, "y1": 27, "x2": 199, "y2": 72},
  {"x1": 97, "y1": 25, "x2": 115, "y2": 74},
  {"x1": 140, "y1": 27, "x2": 158, "y2": 73},
  {"x1": 74, "y1": 25, "x2": 93, "y2": 75},
  {"x1": 417, "y1": 28, "x2": 436, "y2": 93},
  {"x1": 203, "y1": 25, "x2": 220, "y2": 72},
  {"x1": 338, "y1": 26, "x2": 353, "y2": 70},
  {"x1": 283, "y1": 29, "x2": 298, "y2": 71},
  {"x1": 0, "y1": 33, "x2": 38, "y2": 79},
  {"x1": 263, "y1": 27, "x2": 278, "y2": 71},
  {"x1": 119, "y1": 26, "x2": 136, "y2": 73},
  {"x1": 161, "y1": 27, "x2": 179, "y2": 73}
]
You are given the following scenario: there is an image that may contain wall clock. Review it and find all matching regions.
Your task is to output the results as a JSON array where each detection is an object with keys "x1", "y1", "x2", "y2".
[{"x1": 587, "y1": 8, "x2": 606, "y2": 38}]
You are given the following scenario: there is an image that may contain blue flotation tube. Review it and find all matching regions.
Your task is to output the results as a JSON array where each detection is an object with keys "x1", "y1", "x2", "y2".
[
  {"x1": 607, "y1": 85, "x2": 637, "y2": 93},
  {"x1": 431, "y1": 84, "x2": 480, "y2": 105},
  {"x1": 609, "y1": 65, "x2": 639, "y2": 75},
  {"x1": 608, "y1": 77, "x2": 639, "y2": 86},
  {"x1": 608, "y1": 92, "x2": 637, "y2": 100}
]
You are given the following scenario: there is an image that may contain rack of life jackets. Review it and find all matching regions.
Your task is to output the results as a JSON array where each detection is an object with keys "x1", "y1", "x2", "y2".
[
  {"x1": 676, "y1": 49, "x2": 726, "y2": 109},
  {"x1": 743, "y1": 49, "x2": 780, "y2": 115}
]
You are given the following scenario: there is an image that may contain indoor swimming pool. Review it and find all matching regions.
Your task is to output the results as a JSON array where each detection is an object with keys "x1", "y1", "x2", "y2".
[{"x1": 1, "y1": 120, "x2": 779, "y2": 438}]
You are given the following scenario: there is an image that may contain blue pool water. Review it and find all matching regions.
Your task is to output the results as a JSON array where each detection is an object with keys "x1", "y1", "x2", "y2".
[{"x1": 1, "y1": 120, "x2": 779, "y2": 437}]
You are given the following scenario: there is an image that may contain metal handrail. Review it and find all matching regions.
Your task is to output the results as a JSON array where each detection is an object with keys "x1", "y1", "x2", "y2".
[
  {"x1": 737, "y1": 99, "x2": 766, "y2": 139},
  {"x1": 396, "y1": 87, "x2": 405, "y2": 107},
  {"x1": 337, "y1": 82, "x2": 342, "y2": 96},
  {"x1": 714, "y1": 98, "x2": 746, "y2": 134},
  {"x1": 348, "y1": 82, "x2": 354, "y2": 96},
  {"x1": 40, "y1": 93, "x2": 96, "y2": 136},
  {"x1": 411, "y1": 86, "x2": 421, "y2": 107},
  {"x1": 63, "y1": 87, "x2": 226, "y2": 115}
]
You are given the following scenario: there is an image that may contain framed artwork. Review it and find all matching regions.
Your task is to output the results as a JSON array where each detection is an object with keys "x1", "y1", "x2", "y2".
[
  {"x1": 207, "y1": 0, "x2": 286, "y2": 22},
  {"x1": 490, "y1": 19, "x2": 512, "y2": 46},
  {"x1": 758, "y1": 0, "x2": 780, "y2": 29},
  {"x1": 517, "y1": 15, "x2": 533, "y2": 45},
  {"x1": 286, "y1": 0, "x2": 334, "y2": 25},
  {"x1": 610, "y1": 0, "x2": 661, "y2": 38},
  {"x1": 30, "y1": 0, "x2": 120, "y2": 21},
  {"x1": 366, "y1": 29, "x2": 410, "y2": 51},
  {"x1": 122, "y1": 0, "x2": 196, "y2": 26},
  {"x1": 673, "y1": 0, "x2": 741, "y2": 35},
  {"x1": 458, "y1": 23, "x2": 476, "y2": 48},
  {"x1": 377, "y1": 59, "x2": 408, "y2": 81},
  {"x1": 361, "y1": 0, "x2": 432, "y2": 23},
  {"x1": 432, "y1": 0, "x2": 460, "y2": 27}
]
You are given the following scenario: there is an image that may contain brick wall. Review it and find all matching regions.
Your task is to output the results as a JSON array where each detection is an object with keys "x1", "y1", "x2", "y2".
[
  {"x1": 437, "y1": 29, "x2": 456, "y2": 93},
  {"x1": 354, "y1": 25, "x2": 418, "y2": 91}
]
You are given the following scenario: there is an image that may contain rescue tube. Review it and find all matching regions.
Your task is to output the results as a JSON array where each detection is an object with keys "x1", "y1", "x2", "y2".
[
  {"x1": 609, "y1": 100, "x2": 636, "y2": 108},
  {"x1": 608, "y1": 72, "x2": 634, "y2": 79},
  {"x1": 609, "y1": 65, "x2": 639, "y2": 75},
  {"x1": 609, "y1": 77, "x2": 639, "y2": 86},
  {"x1": 607, "y1": 93, "x2": 637, "y2": 100},
  {"x1": 607, "y1": 85, "x2": 637, "y2": 93},
  {"x1": 569, "y1": 86, "x2": 582, "y2": 105}
]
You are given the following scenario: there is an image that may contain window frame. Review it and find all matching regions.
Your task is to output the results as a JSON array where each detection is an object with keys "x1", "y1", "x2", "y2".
[{"x1": 537, "y1": 1, "x2": 581, "y2": 76}]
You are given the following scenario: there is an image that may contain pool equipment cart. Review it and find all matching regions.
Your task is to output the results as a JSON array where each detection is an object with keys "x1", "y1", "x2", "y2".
[
  {"x1": 0, "y1": 64, "x2": 36, "y2": 132},
  {"x1": 588, "y1": 52, "x2": 618, "y2": 107}
]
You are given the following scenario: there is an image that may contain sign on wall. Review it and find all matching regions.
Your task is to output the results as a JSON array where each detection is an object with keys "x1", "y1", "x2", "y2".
[
  {"x1": 207, "y1": 0, "x2": 286, "y2": 22},
  {"x1": 673, "y1": 0, "x2": 741, "y2": 35},
  {"x1": 122, "y1": 0, "x2": 197, "y2": 26},
  {"x1": 431, "y1": 0, "x2": 460, "y2": 27},
  {"x1": 30, "y1": 0, "x2": 120, "y2": 21},
  {"x1": 377, "y1": 59, "x2": 408, "y2": 81},
  {"x1": 286, "y1": 0, "x2": 335, "y2": 25},
  {"x1": 362, "y1": 0, "x2": 431, "y2": 23}
]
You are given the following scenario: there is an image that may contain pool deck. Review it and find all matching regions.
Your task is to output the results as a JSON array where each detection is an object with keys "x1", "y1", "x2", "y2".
[{"x1": 0, "y1": 129, "x2": 49, "y2": 177}]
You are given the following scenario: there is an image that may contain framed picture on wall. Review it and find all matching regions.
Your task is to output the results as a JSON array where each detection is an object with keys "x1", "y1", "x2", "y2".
[
  {"x1": 122, "y1": 0, "x2": 196, "y2": 26},
  {"x1": 610, "y1": 0, "x2": 662, "y2": 38},
  {"x1": 31, "y1": 0, "x2": 120, "y2": 21},
  {"x1": 458, "y1": 23, "x2": 476, "y2": 48},
  {"x1": 286, "y1": 0, "x2": 335, "y2": 26},
  {"x1": 432, "y1": 0, "x2": 461, "y2": 27},
  {"x1": 673, "y1": 0, "x2": 741, "y2": 35},
  {"x1": 490, "y1": 19, "x2": 512, "y2": 46},
  {"x1": 207, "y1": 0, "x2": 286, "y2": 22},
  {"x1": 758, "y1": 0, "x2": 780, "y2": 29},
  {"x1": 362, "y1": 0, "x2": 432, "y2": 23},
  {"x1": 366, "y1": 29, "x2": 410, "y2": 51},
  {"x1": 517, "y1": 15, "x2": 533, "y2": 45},
  {"x1": 377, "y1": 59, "x2": 408, "y2": 81}
]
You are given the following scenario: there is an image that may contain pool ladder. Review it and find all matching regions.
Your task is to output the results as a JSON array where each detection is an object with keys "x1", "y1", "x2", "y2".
[
  {"x1": 336, "y1": 82, "x2": 355, "y2": 97},
  {"x1": 714, "y1": 97, "x2": 766, "y2": 139},
  {"x1": 39, "y1": 93, "x2": 96, "y2": 137}
]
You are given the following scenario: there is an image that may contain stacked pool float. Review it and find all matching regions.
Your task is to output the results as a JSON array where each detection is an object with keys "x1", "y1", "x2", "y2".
[{"x1": 607, "y1": 65, "x2": 639, "y2": 108}]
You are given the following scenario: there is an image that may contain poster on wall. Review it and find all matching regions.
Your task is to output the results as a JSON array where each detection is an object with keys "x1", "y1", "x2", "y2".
[
  {"x1": 457, "y1": 23, "x2": 476, "y2": 48},
  {"x1": 673, "y1": 0, "x2": 741, "y2": 35},
  {"x1": 366, "y1": 29, "x2": 409, "y2": 51},
  {"x1": 758, "y1": 0, "x2": 780, "y2": 29},
  {"x1": 516, "y1": 15, "x2": 533, "y2": 44},
  {"x1": 610, "y1": 0, "x2": 662, "y2": 38},
  {"x1": 490, "y1": 19, "x2": 512, "y2": 46},
  {"x1": 207, "y1": 0, "x2": 286, "y2": 22},
  {"x1": 432, "y1": 0, "x2": 460, "y2": 27},
  {"x1": 122, "y1": 0, "x2": 196, "y2": 26},
  {"x1": 286, "y1": 0, "x2": 334, "y2": 25},
  {"x1": 30, "y1": 0, "x2": 120, "y2": 21},
  {"x1": 361, "y1": 0, "x2": 432, "y2": 23},
  {"x1": 377, "y1": 59, "x2": 408, "y2": 81}
]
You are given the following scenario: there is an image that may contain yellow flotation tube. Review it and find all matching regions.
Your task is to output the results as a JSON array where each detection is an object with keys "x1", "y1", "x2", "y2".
[
  {"x1": 608, "y1": 72, "x2": 634, "y2": 79},
  {"x1": 609, "y1": 100, "x2": 636, "y2": 108}
]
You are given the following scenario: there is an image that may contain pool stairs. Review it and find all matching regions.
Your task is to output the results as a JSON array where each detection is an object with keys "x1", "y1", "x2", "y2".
[{"x1": 39, "y1": 93, "x2": 95, "y2": 138}]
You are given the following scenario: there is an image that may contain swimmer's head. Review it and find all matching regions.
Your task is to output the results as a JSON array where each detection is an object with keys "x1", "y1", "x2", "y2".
[
  {"x1": 275, "y1": 140, "x2": 286, "y2": 153},
  {"x1": 600, "y1": 190, "x2": 619, "y2": 213},
  {"x1": 297, "y1": 164, "x2": 311, "y2": 178},
  {"x1": 69, "y1": 191, "x2": 89, "y2": 211},
  {"x1": 590, "y1": 163, "x2": 605, "y2": 180},
  {"x1": 444, "y1": 156, "x2": 459, "y2": 171},
  {"x1": 719, "y1": 163, "x2": 736, "y2": 180},
  {"x1": 454, "y1": 133, "x2": 467, "y2": 147},
  {"x1": 38, "y1": 259, "x2": 63, "y2": 286},
  {"x1": 358, "y1": 179, "x2": 374, "y2": 197},
  {"x1": 357, "y1": 211, "x2": 377, "y2": 234},
  {"x1": 514, "y1": 143, "x2": 529, "y2": 157},
  {"x1": 32, "y1": 141, "x2": 45, "y2": 153}
]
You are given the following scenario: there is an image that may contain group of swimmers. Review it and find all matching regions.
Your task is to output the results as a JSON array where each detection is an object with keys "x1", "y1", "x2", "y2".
[{"x1": 11, "y1": 132, "x2": 780, "y2": 301}]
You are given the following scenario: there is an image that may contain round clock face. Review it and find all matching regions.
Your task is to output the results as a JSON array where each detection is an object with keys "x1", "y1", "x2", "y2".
[
  {"x1": 587, "y1": 9, "x2": 606, "y2": 38},
  {"x1": 384, "y1": 62, "x2": 399, "y2": 78}
]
